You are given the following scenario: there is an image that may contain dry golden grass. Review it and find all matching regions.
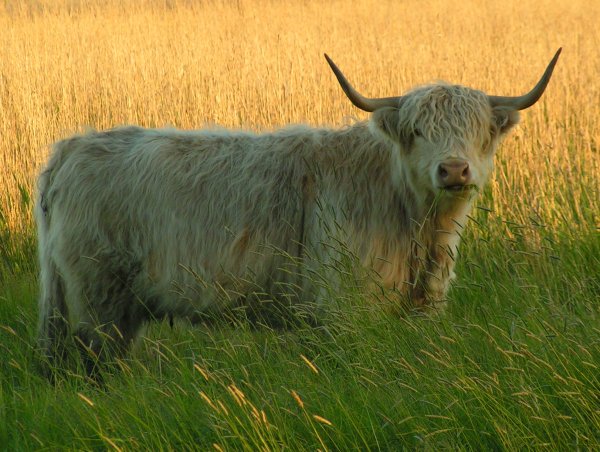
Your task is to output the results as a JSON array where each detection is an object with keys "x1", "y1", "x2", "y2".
[{"x1": 1, "y1": 0, "x2": 598, "y2": 238}]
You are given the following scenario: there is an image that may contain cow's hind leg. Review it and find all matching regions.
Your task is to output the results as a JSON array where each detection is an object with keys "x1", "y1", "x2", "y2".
[
  {"x1": 74, "y1": 320, "x2": 141, "y2": 380},
  {"x1": 74, "y1": 262, "x2": 149, "y2": 378},
  {"x1": 37, "y1": 259, "x2": 70, "y2": 375},
  {"x1": 36, "y1": 194, "x2": 72, "y2": 375}
]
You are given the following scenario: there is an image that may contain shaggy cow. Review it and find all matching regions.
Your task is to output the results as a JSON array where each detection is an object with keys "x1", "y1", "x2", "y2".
[{"x1": 36, "y1": 49, "x2": 561, "y2": 366}]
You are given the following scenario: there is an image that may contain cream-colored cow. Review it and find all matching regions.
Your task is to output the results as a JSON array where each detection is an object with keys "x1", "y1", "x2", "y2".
[{"x1": 36, "y1": 49, "x2": 561, "y2": 367}]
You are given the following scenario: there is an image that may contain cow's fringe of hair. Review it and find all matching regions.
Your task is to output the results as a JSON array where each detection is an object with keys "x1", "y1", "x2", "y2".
[{"x1": 399, "y1": 83, "x2": 493, "y2": 151}]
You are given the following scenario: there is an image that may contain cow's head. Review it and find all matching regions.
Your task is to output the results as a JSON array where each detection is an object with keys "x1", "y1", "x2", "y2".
[{"x1": 325, "y1": 50, "x2": 561, "y2": 206}]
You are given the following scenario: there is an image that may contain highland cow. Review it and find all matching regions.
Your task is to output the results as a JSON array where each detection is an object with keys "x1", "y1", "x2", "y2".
[{"x1": 36, "y1": 49, "x2": 561, "y2": 366}]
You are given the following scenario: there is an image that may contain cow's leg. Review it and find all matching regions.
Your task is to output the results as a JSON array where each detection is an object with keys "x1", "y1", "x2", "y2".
[
  {"x1": 421, "y1": 215, "x2": 466, "y2": 311},
  {"x1": 74, "y1": 317, "x2": 142, "y2": 379},
  {"x1": 36, "y1": 192, "x2": 71, "y2": 374},
  {"x1": 37, "y1": 256, "x2": 70, "y2": 373},
  {"x1": 73, "y1": 261, "x2": 149, "y2": 377}
]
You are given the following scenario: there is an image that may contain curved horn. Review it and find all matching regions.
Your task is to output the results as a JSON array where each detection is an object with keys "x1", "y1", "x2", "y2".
[
  {"x1": 324, "y1": 54, "x2": 402, "y2": 112},
  {"x1": 489, "y1": 48, "x2": 562, "y2": 110}
]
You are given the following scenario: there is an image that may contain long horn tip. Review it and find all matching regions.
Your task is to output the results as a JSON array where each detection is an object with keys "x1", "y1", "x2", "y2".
[
  {"x1": 323, "y1": 53, "x2": 336, "y2": 69},
  {"x1": 550, "y1": 47, "x2": 563, "y2": 66},
  {"x1": 489, "y1": 47, "x2": 563, "y2": 110},
  {"x1": 543, "y1": 47, "x2": 563, "y2": 85}
]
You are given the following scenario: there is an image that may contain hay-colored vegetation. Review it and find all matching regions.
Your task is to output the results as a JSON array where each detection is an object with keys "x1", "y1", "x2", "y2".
[{"x1": 1, "y1": 0, "x2": 598, "y2": 240}]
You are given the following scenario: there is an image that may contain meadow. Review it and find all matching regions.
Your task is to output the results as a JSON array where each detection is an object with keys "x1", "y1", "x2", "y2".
[{"x1": 0, "y1": 0, "x2": 598, "y2": 449}]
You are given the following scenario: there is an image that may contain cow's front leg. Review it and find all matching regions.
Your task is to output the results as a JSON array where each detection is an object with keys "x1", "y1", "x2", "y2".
[
  {"x1": 424, "y1": 229, "x2": 463, "y2": 309},
  {"x1": 409, "y1": 231, "x2": 460, "y2": 311}
]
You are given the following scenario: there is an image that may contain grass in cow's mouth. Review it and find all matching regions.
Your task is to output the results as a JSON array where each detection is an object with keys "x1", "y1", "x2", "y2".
[{"x1": 441, "y1": 184, "x2": 478, "y2": 193}]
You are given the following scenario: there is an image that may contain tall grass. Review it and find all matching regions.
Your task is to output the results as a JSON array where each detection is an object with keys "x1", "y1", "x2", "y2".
[
  {"x1": 0, "y1": 0, "x2": 598, "y2": 449},
  {"x1": 1, "y1": 236, "x2": 598, "y2": 449}
]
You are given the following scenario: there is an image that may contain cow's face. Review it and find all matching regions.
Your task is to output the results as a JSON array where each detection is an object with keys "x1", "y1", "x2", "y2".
[
  {"x1": 370, "y1": 84, "x2": 520, "y2": 203},
  {"x1": 325, "y1": 49, "x2": 560, "y2": 206}
]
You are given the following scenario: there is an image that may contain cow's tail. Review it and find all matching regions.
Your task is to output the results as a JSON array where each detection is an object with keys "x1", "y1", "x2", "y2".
[{"x1": 35, "y1": 139, "x2": 71, "y2": 366}]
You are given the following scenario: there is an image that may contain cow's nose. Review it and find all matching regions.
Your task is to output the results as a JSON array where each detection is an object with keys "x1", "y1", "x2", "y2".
[{"x1": 437, "y1": 159, "x2": 471, "y2": 188}]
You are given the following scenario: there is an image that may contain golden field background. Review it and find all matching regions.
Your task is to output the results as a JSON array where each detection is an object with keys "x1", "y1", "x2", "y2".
[{"x1": 0, "y1": 0, "x2": 598, "y2": 239}]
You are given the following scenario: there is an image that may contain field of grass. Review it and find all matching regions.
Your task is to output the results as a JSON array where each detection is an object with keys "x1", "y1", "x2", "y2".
[{"x1": 1, "y1": 0, "x2": 598, "y2": 449}]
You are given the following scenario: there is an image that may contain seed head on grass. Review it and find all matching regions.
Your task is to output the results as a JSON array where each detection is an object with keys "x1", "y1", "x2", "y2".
[
  {"x1": 193, "y1": 363, "x2": 211, "y2": 381},
  {"x1": 290, "y1": 389, "x2": 305, "y2": 409},
  {"x1": 300, "y1": 354, "x2": 319, "y2": 374},
  {"x1": 199, "y1": 391, "x2": 218, "y2": 412},
  {"x1": 77, "y1": 392, "x2": 95, "y2": 407},
  {"x1": 312, "y1": 414, "x2": 333, "y2": 427},
  {"x1": 227, "y1": 383, "x2": 247, "y2": 407}
]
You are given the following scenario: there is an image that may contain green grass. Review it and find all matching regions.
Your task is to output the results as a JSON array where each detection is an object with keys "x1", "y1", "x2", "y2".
[{"x1": 1, "y1": 209, "x2": 598, "y2": 450}]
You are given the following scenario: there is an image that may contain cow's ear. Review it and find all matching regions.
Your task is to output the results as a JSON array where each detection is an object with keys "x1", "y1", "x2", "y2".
[
  {"x1": 371, "y1": 108, "x2": 401, "y2": 142},
  {"x1": 492, "y1": 107, "x2": 520, "y2": 135}
]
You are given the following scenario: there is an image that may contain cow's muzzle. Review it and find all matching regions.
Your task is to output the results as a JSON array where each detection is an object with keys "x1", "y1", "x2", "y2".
[{"x1": 437, "y1": 159, "x2": 473, "y2": 191}]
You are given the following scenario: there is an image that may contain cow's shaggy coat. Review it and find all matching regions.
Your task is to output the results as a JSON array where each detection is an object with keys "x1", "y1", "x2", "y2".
[{"x1": 36, "y1": 50, "x2": 561, "y2": 366}]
